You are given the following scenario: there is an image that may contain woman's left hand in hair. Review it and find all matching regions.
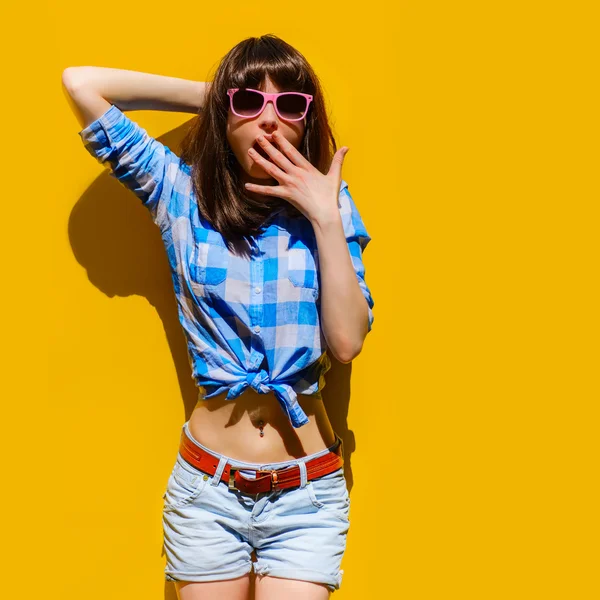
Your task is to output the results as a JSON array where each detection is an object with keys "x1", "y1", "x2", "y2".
[{"x1": 245, "y1": 130, "x2": 348, "y2": 225}]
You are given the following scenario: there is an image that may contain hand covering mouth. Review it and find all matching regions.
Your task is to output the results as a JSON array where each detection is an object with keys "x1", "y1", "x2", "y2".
[{"x1": 252, "y1": 140, "x2": 280, "y2": 162}]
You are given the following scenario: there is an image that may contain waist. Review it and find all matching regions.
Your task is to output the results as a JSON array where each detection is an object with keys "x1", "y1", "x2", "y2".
[{"x1": 188, "y1": 387, "x2": 336, "y2": 463}]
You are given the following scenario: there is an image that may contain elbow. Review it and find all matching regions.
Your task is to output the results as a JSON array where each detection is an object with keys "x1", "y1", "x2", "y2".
[
  {"x1": 62, "y1": 67, "x2": 82, "y2": 92},
  {"x1": 324, "y1": 306, "x2": 370, "y2": 364},
  {"x1": 62, "y1": 66, "x2": 97, "y2": 94},
  {"x1": 332, "y1": 340, "x2": 364, "y2": 364},
  {"x1": 335, "y1": 316, "x2": 370, "y2": 363}
]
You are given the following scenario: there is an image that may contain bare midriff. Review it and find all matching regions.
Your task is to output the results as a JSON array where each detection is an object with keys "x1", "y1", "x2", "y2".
[{"x1": 187, "y1": 387, "x2": 337, "y2": 464}]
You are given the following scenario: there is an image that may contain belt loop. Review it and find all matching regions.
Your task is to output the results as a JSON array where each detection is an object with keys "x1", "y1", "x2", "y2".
[
  {"x1": 212, "y1": 456, "x2": 228, "y2": 487},
  {"x1": 298, "y1": 461, "x2": 308, "y2": 488}
]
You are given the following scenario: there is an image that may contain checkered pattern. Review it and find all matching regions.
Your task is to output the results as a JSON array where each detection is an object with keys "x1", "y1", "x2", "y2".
[{"x1": 79, "y1": 104, "x2": 374, "y2": 428}]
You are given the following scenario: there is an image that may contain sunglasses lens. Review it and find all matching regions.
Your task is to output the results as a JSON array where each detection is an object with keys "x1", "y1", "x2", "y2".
[
  {"x1": 232, "y1": 89, "x2": 264, "y2": 117},
  {"x1": 277, "y1": 94, "x2": 308, "y2": 120}
]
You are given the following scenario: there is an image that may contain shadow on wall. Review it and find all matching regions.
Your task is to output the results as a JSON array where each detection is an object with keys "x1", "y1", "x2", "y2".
[{"x1": 68, "y1": 119, "x2": 356, "y2": 600}]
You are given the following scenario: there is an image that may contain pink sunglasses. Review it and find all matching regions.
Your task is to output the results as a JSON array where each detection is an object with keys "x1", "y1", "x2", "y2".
[{"x1": 227, "y1": 88, "x2": 313, "y2": 122}]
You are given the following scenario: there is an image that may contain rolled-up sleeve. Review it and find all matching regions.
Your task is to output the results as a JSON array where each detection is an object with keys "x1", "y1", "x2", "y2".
[
  {"x1": 338, "y1": 180, "x2": 375, "y2": 332},
  {"x1": 78, "y1": 104, "x2": 178, "y2": 230}
]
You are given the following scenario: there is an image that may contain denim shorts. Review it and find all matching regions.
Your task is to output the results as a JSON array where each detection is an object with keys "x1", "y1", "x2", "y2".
[{"x1": 162, "y1": 421, "x2": 351, "y2": 592}]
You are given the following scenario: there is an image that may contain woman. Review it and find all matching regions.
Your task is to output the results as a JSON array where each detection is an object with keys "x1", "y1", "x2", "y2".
[{"x1": 63, "y1": 34, "x2": 374, "y2": 599}]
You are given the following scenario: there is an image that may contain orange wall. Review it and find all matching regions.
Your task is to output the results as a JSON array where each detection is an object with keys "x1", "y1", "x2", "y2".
[{"x1": 2, "y1": 1, "x2": 598, "y2": 598}]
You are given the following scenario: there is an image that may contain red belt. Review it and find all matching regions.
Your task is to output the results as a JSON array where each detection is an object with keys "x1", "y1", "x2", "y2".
[{"x1": 179, "y1": 429, "x2": 344, "y2": 495}]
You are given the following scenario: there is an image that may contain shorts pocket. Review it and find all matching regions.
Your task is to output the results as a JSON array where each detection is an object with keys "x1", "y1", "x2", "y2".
[
  {"x1": 163, "y1": 461, "x2": 210, "y2": 510},
  {"x1": 305, "y1": 467, "x2": 350, "y2": 521},
  {"x1": 287, "y1": 235, "x2": 319, "y2": 291},
  {"x1": 189, "y1": 238, "x2": 229, "y2": 288}
]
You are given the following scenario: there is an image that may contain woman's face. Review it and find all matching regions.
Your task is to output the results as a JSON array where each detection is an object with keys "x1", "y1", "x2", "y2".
[{"x1": 226, "y1": 76, "x2": 306, "y2": 200}]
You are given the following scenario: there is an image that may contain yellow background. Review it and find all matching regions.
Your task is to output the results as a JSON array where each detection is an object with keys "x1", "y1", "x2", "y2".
[{"x1": 2, "y1": 1, "x2": 598, "y2": 598}]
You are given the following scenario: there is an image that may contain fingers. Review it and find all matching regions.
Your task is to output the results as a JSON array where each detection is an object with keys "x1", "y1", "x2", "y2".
[
  {"x1": 244, "y1": 182, "x2": 289, "y2": 199},
  {"x1": 271, "y1": 131, "x2": 311, "y2": 169},
  {"x1": 255, "y1": 134, "x2": 296, "y2": 172},
  {"x1": 248, "y1": 146, "x2": 286, "y2": 180}
]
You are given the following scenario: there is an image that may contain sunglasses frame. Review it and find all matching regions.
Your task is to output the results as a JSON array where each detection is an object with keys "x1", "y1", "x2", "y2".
[{"x1": 227, "y1": 88, "x2": 313, "y2": 122}]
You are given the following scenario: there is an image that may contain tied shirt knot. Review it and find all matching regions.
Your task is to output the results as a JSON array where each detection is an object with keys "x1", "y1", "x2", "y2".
[{"x1": 225, "y1": 369, "x2": 309, "y2": 428}]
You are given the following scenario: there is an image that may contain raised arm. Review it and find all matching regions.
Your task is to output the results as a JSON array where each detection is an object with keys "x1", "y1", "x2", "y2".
[
  {"x1": 61, "y1": 66, "x2": 209, "y2": 129},
  {"x1": 62, "y1": 67, "x2": 206, "y2": 230}
]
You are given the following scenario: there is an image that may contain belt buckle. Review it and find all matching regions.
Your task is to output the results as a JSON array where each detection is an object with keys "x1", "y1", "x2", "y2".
[
  {"x1": 270, "y1": 469, "x2": 279, "y2": 490},
  {"x1": 228, "y1": 467, "x2": 279, "y2": 492},
  {"x1": 228, "y1": 466, "x2": 240, "y2": 491}
]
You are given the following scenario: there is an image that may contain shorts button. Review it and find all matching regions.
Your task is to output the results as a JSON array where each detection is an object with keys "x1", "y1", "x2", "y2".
[{"x1": 203, "y1": 475, "x2": 209, "y2": 481}]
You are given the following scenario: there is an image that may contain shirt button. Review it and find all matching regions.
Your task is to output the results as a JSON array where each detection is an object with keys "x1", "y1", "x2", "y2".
[
  {"x1": 254, "y1": 325, "x2": 261, "y2": 333},
  {"x1": 254, "y1": 286, "x2": 261, "y2": 293}
]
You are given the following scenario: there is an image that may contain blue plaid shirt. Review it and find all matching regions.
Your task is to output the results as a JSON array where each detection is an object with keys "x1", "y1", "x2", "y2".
[{"x1": 79, "y1": 104, "x2": 374, "y2": 428}]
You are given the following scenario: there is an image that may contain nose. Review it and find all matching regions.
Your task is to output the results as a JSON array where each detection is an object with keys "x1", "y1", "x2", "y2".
[{"x1": 260, "y1": 99, "x2": 278, "y2": 121}]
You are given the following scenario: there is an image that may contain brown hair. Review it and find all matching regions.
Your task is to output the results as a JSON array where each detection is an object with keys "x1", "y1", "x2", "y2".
[{"x1": 179, "y1": 34, "x2": 339, "y2": 247}]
